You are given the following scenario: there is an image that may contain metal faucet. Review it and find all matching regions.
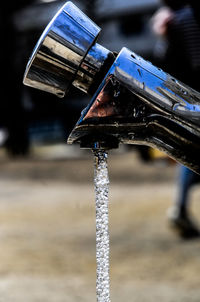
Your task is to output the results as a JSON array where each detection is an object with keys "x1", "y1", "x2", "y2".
[{"x1": 23, "y1": 1, "x2": 200, "y2": 174}]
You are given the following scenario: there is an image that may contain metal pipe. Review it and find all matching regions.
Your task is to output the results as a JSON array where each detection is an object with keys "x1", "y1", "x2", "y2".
[{"x1": 23, "y1": 1, "x2": 200, "y2": 173}]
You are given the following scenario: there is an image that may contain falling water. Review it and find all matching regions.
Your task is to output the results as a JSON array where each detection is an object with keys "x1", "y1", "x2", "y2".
[{"x1": 93, "y1": 150, "x2": 111, "y2": 302}]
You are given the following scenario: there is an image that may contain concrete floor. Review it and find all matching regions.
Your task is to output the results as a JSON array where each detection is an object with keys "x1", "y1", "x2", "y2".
[{"x1": 0, "y1": 146, "x2": 199, "y2": 301}]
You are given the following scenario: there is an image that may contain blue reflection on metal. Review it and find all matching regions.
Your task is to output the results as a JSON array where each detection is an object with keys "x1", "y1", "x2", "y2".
[
  {"x1": 23, "y1": 1, "x2": 100, "y2": 97},
  {"x1": 77, "y1": 47, "x2": 200, "y2": 129}
]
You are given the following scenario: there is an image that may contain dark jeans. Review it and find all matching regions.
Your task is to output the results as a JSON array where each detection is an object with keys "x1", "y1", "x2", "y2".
[{"x1": 177, "y1": 165, "x2": 200, "y2": 215}]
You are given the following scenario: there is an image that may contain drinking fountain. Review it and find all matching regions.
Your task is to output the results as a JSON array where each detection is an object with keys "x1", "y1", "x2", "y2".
[{"x1": 23, "y1": 1, "x2": 200, "y2": 174}]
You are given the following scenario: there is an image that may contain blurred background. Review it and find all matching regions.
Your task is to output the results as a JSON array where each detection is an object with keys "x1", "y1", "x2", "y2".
[{"x1": 0, "y1": 0, "x2": 200, "y2": 301}]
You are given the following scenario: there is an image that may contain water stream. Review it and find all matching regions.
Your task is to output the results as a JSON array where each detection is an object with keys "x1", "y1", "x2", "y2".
[{"x1": 93, "y1": 150, "x2": 111, "y2": 302}]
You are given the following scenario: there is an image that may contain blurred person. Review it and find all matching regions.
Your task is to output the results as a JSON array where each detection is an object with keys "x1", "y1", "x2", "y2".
[
  {"x1": 169, "y1": 165, "x2": 200, "y2": 239},
  {"x1": 151, "y1": 0, "x2": 200, "y2": 238}
]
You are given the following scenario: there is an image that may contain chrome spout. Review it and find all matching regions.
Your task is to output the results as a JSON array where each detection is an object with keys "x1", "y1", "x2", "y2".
[
  {"x1": 68, "y1": 48, "x2": 200, "y2": 173},
  {"x1": 23, "y1": 2, "x2": 200, "y2": 173}
]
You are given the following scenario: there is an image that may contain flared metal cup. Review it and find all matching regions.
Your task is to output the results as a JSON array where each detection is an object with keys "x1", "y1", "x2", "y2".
[{"x1": 23, "y1": 1, "x2": 101, "y2": 97}]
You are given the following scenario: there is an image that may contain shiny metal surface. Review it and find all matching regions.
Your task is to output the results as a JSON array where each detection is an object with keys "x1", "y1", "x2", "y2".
[
  {"x1": 110, "y1": 48, "x2": 200, "y2": 130},
  {"x1": 72, "y1": 43, "x2": 111, "y2": 94},
  {"x1": 69, "y1": 47, "x2": 200, "y2": 136},
  {"x1": 23, "y1": 2, "x2": 200, "y2": 172},
  {"x1": 23, "y1": 1, "x2": 101, "y2": 97},
  {"x1": 68, "y1": 47, "x2": 200, "y2": 173}
]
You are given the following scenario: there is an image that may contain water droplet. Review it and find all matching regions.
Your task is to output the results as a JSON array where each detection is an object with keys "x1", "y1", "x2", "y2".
[
  {"x1": 114, "y1": 90, "x2": 120, "y2": 98},
  {"x1": 137, "y1": 68, "x2": 142, "y2": 77},
  {"x1": 171, "y1": 77, "x2": 177, "y2": 83}
]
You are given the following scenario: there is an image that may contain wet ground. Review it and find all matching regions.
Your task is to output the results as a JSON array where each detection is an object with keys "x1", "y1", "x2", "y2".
[{"x1": 0, "y1": 145, "x2": 200, "y2": 301}]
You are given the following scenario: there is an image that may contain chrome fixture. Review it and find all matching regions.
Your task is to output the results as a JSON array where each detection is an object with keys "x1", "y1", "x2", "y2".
[
  {"x1": 23, "y1": 2, "x2": 200, "y2": 173},
  {"x1": 23, "y1": 1, "x2": 114, "y2": 97}
]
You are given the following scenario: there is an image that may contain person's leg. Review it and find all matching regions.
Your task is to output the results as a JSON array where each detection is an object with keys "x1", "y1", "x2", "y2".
[
  {"x1": 176, "y1": 165, "x2": 195, "y2": 216},
  {"x1": 168, "y1": 165, "x2": 200, "y2": 238}
]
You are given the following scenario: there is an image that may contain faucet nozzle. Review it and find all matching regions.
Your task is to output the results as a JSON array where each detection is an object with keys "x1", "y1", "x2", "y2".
[{"x1": 23, "y1": 2, "x2": 200, "y2": 173}]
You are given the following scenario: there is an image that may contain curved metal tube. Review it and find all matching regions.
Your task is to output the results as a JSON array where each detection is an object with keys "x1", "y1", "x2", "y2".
[{"x1": 68, "y1": 48, "x2": 200, "y2": 173}]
